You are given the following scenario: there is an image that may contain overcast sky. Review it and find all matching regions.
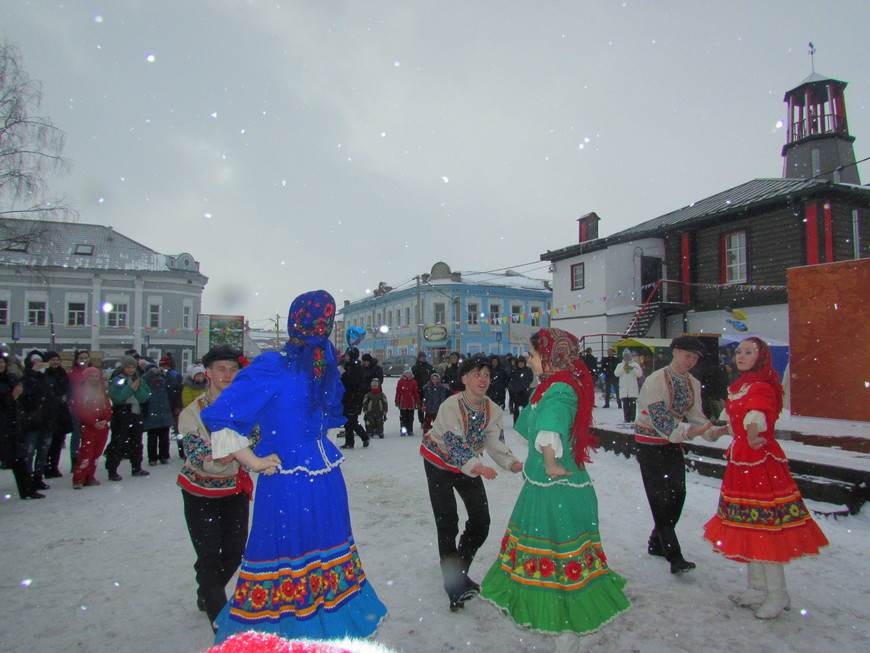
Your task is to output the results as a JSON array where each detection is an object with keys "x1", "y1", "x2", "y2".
[{"x1": 2, "y1": 1, "x2": 869, "y2": 328}]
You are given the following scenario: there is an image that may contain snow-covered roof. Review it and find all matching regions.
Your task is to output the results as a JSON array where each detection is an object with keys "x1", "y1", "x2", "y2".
[
  {"x1": 427, "y1": 269, "x2": 549, "y2": 291},
  {"x1": 0, "y1": 218, "x2": 205, "y2": 275}
]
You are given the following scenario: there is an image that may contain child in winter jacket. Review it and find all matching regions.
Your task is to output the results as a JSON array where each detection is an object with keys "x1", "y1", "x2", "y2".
[
  {"x1": 71, "y1": 367, "x2": 112, "y2": 488},
  {"x1": 394, "y1": 368, "x2": 420, "y2": 436},
  {"x1": 421, "y1": 373, "x2": 449, "y2": 434},
  {"x1": 362, "y1": 379, "x2": 388, "y2": 439}
]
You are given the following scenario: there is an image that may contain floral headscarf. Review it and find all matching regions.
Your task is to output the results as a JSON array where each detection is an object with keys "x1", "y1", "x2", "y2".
[
  {"x1": 282, "y1": 290, "x2": 341, "y2": 410},
  {"x1": 529, "y1": 328, "x2": 598, "y2": 466},
  {"x1": 730, "y1": 336, "x2": 784, "y2": 415}
]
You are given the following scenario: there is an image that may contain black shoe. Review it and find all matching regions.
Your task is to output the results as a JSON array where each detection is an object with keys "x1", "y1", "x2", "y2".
[
  {"x1": 459, "y1": 580, "x2": 480, "y2": 602},
  {"x1": 34, "y1": 480, "x2": 51, "y2": 490},
  {"x1": 363, "y1": 439, "x2": 370, "y2": 448},
  {"x1": 148, "y1": 460, "x2": 157, "y2": 467},
  {"x1": 378, "y1": 434, "x2": 384, "y2": 439},
  {"x1": 44, "y1": 469, "x2": 63, "y2": 479},
  {"x1": 108, "y1": 473, "x2": 123, "y2": 482},
  {"x1": 647, "y1": 539, "x2": 666, "y2": 557},
  {"x1": 23, "y1": 491, "x2": 46, "y2": 500},
  {"x1": 197, "y1": 597, "x2": 206, "y2": 612},
  {"x1": 670, "y1": 558, "x2": 696, "y2": 574},
  {"x1": 449, "y1": 599, "x2": 465, "y2": 612},
  {"x1": 131, "y1": 469, "x2": 150, "y2": 477},
  {"x1": 339, "y1": 444, "x2": 354, "y2": 449},
  {"x1": 159, "y1": 459, "x2": 170, "y2": 465}
]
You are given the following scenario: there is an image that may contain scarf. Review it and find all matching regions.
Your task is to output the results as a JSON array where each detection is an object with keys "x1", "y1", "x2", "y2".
[
  {"x1": 728, "y1": 336, "x2": 784, "y2": 415},
  {"x1": 530, "y1": 328, "x2": 598, "y2": 465},
  {"x1": 281, "y1": 290, "x2": 341, "y2": 413}
]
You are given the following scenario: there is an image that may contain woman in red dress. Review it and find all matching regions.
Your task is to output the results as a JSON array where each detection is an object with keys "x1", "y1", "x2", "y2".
[
  {"x1": 71, "y1": 367, "x2": 112, "y2": 488},
  {"x1": 702, "y1": 337, "x2": 828, "y2": 619}
]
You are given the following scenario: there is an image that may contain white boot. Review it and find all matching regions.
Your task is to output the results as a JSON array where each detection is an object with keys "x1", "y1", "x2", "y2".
[
  {"x1": 729, "y1": 562, "x2": 767, "y2": 608},
  {"x1": 755, "y1": 563, "x2": 791, "y2": 619}
]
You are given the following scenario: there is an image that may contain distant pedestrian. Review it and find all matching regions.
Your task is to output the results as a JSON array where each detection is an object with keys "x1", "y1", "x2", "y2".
[
  {"x1": 485, "y1": 354, "x2": 509, "y2": 409},
  {"x1": 70, "y1": 367, "x2": 112, "y2": 489},
  {"x1": 362, "y1": 379, "x2": 388, "y2": 438},
  {"x1": 43, "y1": 350, "x2": 72, "y2": 479},
  {"x1": 421, "y1": 372, "x2": 449, "y2": 433},
  {"x1": 105, "y1": 355, "x2": 152, "y2": 481},
  {"x1": 614, "y1": 350, "x2": 642, "y2": 422},
  {"x1": 412, "y1": 352, "x2": 435, "y2": 426},
  {"x1": 142, "y1": 362, "x2": 176, "y2": 465},
  {"x1": 340, "y1": 347, "x2": 369, "y2": 449},
  {"x1": 507, "y1": 356, "x2": 533, "y2": 423},
  {"x1": 395, "y1": 368, "x2": 420, "y2": 436},
  {"x1": 599, "y1": 348, "x2": 620, "y2": 408}
]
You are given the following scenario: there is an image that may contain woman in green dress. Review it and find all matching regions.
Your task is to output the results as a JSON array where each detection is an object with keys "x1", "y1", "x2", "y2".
[{"x1": 480, "y1": 328, "x2": 630, "y2": 636}]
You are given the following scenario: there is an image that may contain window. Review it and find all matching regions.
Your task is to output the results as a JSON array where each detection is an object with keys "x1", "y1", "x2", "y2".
[
  {"x1": 67, "y1": 302, "x2": 87, "y2": 326},
  {"x1": 0, "y1": 300, "x2": 7, "y2": 326},
  {"x1": 182, "y1": 304, "x2": 192, "y2": 329},
  {"x1": 28, "y1": 301, "x2": 47, "y2": 326},
  {"x1": 570, "y1": 262, "x2": 585, "y2": 290},
  {"x1": 74, "y1": 244, "x2": 94, "y2": 255},
  {"x1": 405, "y1": 307, "x2": 411, "y2": 326},
  {"x1": 433, "y1": 302, "x2": 446, "y2": 324},
  {"x1": 106, "y1": 303, "x2": 128, "y2": 328},
  {"x1": 722, "y1": 230, "x2": 747, "y2": 283},
  {"x1": 489, "y1": 303, "x2": 500, "y2": 321},
  {"x1": 467, "y1": 302, "x2": 479, "y2": 326},
  {"x1": 511, "y1": 305, "x2": 521, "y2": 323},
  {"x1": 181, "y1": 349, "x2": 192, "y2": 371},
  {"x1": 149, "y1": 303, "x2": 162, "y2": 328},
  {"x1": 531, "y1": 306, "x2": 542, "y2": 327}
]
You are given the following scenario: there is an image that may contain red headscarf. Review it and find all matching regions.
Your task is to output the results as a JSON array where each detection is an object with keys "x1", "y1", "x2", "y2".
[
  {"x1": 529, "y1": 328, "x2": 598, "y2": 465},
  {"x1": 729, "y1": 336, "x2": 784, "y2": 415}
]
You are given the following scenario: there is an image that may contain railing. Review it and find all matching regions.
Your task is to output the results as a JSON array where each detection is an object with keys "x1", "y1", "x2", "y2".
[
  {"x1": 577, "y1": 333, "x2": 626, "y2": 359},
  {"x1": 623, "y1": 279, "x2": 687, "y2": 337}
]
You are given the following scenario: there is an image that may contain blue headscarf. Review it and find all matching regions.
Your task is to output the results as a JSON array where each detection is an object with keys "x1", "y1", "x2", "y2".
[{"x1": 282, "y1": 290, "x2": 341, "y2": 412}]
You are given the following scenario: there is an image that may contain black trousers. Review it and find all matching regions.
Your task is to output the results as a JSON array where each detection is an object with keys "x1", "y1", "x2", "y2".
[
  {"x1": 622, "y1": 397, "x2": 637, "y2": 423},
  {"x1": 105, "y1": 408, "x2": 144, "y2": 473},
  {"x1": 182, "y1": 490, "x2": 250, "y2": 623},
  {"x1": 636, "y1": 442, "x2": 688, "y2": 562},
  {"x1": 424, "y1": 461, "x2": 490, "y2": 600},
  {"x1": 399, "y1": 409, "x2": 415, "y2": 435},
  {"x1": 604, "y1": 379, "x2": 620, "y2": 408},
  {"x1": 343, "y1": 413, "x2": 368, "y2": 446},
  {"x1": 147, "y1": 427, "x2": 171, "y2": 463}
]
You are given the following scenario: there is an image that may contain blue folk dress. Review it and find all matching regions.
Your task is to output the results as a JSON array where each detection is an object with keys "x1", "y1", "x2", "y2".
[{"x1": 201, "y1": 351, "x2": 387, "y2": 643}]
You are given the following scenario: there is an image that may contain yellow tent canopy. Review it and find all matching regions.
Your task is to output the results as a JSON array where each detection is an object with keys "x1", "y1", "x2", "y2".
[{"x1": 614, "y1": 338, "x2": 672, "y2": 353}]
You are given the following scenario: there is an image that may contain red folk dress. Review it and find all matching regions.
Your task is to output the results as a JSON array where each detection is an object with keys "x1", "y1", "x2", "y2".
[{"x1": 702, "y1": 381, "x2": 828, "y2": 563}]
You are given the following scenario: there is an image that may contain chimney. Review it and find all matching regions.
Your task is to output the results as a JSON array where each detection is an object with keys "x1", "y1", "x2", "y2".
[{"x1": 577, "y1": 212, "x2": 600, "y2": 243}]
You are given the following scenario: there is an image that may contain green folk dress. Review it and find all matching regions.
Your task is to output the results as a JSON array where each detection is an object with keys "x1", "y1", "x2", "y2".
[{"x1": 479, "y1": 382, "x2": 630, "y2": 635}]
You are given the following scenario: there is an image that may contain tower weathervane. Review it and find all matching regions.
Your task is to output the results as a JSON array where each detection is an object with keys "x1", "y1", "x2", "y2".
[{"x1": 808, "y1": 42, "x2": 816, "y2": 73}]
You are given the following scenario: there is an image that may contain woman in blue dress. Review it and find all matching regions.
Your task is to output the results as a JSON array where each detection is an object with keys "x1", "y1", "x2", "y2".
[{"x1": 203, "y1": 290, "x2": 388, "y2": 643}]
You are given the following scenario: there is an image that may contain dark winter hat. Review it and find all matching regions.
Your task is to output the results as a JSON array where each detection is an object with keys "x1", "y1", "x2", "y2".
[
  {"x1": 25, "y1": 350, "x2": 46, "y2": 369},
  {"x1": 370, "y1": 379, "x2": 380, "y2": 387},
  {"x1": 202, "y1": 346, "x2": 242, "y2": 368},
  {"x1": 417, "y1": 351, "x2": 427, "y2": 359},
  {"x1": 460, "y1": 354, "x2": 491, "y2": 377},
  {"x1": 44, "y1": 350, "x2": 61, "y2": 361},
  {"x1": 159, "y1": 355, "x2": 172, "y2": 367},
  {"x1": 670, "y1": 336, "x2": 706, "y2": 357},
  {"x1": 345, "y1": 347, "x2": 360, "y2": 360},
  {"x1": 361, "y1": 353, "x2": 373, "y2": 363}
]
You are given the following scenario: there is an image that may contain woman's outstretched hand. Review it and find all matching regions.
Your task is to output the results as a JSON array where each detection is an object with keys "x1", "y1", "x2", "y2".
[
  {"x1": 471, "y1": 464, "x2": 498, "y2": 480},
  {"x1": 544, "y1": 462, "x2": 572, "y2": 479}
]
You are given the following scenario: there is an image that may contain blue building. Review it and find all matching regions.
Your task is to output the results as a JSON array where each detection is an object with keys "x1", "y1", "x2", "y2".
[{"x1": 339, "y1": 262, "x2": 552, "y2": 363}]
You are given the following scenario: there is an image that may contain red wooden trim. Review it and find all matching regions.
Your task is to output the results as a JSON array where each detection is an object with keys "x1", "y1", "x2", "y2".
[
  {"x1": 823, "y1": 201, "x2": 834, "y2": 262},
  {"x1": 681, "y1": 232, "x2": 691, "y2": 303},
  {"x1": 805, "y1": 201, "x2": 819, "y2": 265},
  {"x1": 580, "y1": 221, "x2": 588, "y2": 243}
]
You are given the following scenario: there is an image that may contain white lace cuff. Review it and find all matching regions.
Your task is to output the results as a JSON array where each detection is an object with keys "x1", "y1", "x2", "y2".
[
  {"x1": 743, "y1": 410, "x2": 767, "y2": 432},
  {"x1": 211, "y1": 428, "x2": 250, "y2": 458},
  {"x1": 535, "y1": 430, "x2": 563, "y2": 459}
]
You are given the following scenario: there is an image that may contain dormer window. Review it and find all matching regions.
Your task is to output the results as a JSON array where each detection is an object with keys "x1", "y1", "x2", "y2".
[
  {"x1": 4, "y1": 241, "x2": 28, "y2": 252},
  {"x1": 74, "y1": 244, "x2": 94, "y2": 256}
]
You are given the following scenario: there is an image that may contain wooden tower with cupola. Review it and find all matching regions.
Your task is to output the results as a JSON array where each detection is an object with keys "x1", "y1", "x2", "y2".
[{"x1": 782, "y1": 65, "x2": 860, "y2": 184}]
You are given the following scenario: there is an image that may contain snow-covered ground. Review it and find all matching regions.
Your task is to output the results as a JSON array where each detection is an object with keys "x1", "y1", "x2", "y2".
[{"x1": 2, "y1": 376, "x2": 869, "y2": 653}]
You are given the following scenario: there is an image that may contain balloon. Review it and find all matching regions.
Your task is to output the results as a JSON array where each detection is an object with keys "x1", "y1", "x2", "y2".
[{"x1": 345, "y1": 326, "x2": 366, "y2": 347}]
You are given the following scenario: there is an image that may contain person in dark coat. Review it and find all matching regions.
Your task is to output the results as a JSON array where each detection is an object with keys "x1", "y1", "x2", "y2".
[
  {"x1": 599, "y1": 348, "x2": 621, "y2": 408},
  {"x1": 508, "y1": 356, "x2": 534, "y2": 423},
  {"x1": 361, "y1": 353, "x2": 384, "y2": 389},
  {"x1": 17, "y1": 351, "x2": 59, "y2": 494},
  {"x1": 581, "y1": 347, "x2": 598, "y2": 378},
  {"x1": 485, "y1": 354, "x2": 509, "y2": 409},
  {"x1": 440, "y1": 352, "x2": 463, "y2": 394},
  {"x1": 106, "y1": 355, "x2": 152, "y2": 481},
  {"x1": 412, "y1": 352, "x2": 435, "y2": 426},
  {"x1": 142, "y1": 363, "x2": 177, "y2": 465},
  {"x1": 340, "y1": 347, "x2": 370, "y2": 449},
  {"x1": 43, "y1": 350, "x2": 73, "y2": 478},
  {"x1": 0, "y1": 353, "x2": 36, "y2": 499}
]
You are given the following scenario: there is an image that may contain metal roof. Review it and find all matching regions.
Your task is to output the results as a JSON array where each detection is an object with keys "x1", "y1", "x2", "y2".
[{"x1": 0, "y1": 218, "x2": 203, "y2": 274}]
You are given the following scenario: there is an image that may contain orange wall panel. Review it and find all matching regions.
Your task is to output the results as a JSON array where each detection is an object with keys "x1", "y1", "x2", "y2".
[{"x1": 788, "y1": 259, "x2": 870, "y2": 421}]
